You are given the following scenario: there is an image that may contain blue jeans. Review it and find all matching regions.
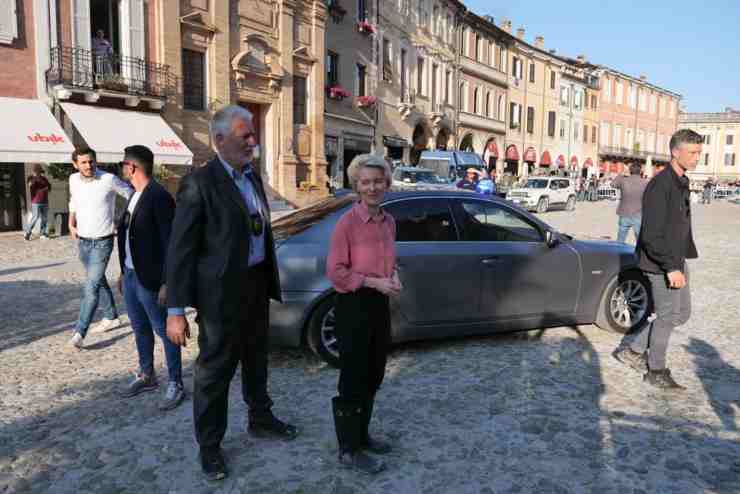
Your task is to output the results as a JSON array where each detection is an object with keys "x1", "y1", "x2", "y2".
[
  {"x1": 25, "y1": 204, "x2": 49, "y2": 236},
  {"x1": 617, "y1": 215, "x2": 641, "y2": 243},
  {"x1": 75, "y1": 237, "x2": 118, "y2": 337},
  {"x1": 124, "y1": 267, "x2": 182, "y2": 383}
]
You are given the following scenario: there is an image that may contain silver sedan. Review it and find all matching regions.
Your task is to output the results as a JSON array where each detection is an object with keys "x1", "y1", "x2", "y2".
[{"x1": 269, "y1": 191, "x2": 651, "y2": 365}]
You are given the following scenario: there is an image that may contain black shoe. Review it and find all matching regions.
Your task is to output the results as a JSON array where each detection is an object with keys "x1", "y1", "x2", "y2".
[
  {"x1": 613, "y1": 347, "x2": 648, "y2": 373},
  {"x1": 338, "y1": 449, "x2": 386, "y2": 474},
  {"x1": 200, "y1": 447, "x2": 227, "y2": 481},
  {"x1": 23, "y1": 233, "x2": 31, "y2": 241},
  {"x1": 248, "y1": 411, "x2": 299, "y2": 440},
  {"x1": 644, "y1": 369, "x2": 686, "y2": 391},
  {"x1": 361, "y1": 399, "x2": 392, "y2": 454}
]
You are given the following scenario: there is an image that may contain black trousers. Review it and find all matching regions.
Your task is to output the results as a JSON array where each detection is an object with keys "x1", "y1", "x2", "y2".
[
  {"x1": 193, "y1": 263, "x2": 272, "y2": 449},
  {"x1": 335, "y1": 288, "x2": 391, "y2": 405}
]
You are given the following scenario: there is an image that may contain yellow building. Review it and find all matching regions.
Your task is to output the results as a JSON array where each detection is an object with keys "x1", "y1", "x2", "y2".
[
  {"x1": 680, "y1": 108, "x2": 740, "y2": 182},
  {"x1": 161, "y1": 0, "x2": 329, "y2": 207}
]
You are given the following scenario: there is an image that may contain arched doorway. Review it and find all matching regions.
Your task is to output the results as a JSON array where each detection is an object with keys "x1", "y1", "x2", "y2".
[
  {"x1": 459, "y1": 133, "x2": 475, "y2": 152},
  {"x1": 504, "y1": 144, "x2": 519, "y2": 175},
  {"x1": 483, "y1": 138, "x2": 499, "y2": 176},
  {"x1": 436, "y1": 128, "x2": 450, "y2": 150},
  {"x1": 410, "y1": 123, "x2": 429, "y2": 165}
]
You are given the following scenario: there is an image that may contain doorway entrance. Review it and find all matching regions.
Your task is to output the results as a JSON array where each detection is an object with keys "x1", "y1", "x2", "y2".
[
  {"x1": 0, "y1": 164, "x2": 24, "y2": 231},
  {"x1": 90, "y1": 0, "x2": 121, "y2": 54}
]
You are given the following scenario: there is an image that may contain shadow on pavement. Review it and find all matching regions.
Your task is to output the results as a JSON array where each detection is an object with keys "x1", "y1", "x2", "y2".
[
  {"x1": 0, "y1": 261, "x2": 68, "y2": 277},
  {"x1": 687, "y1": 337, "x2": 740, "y2": 431}
]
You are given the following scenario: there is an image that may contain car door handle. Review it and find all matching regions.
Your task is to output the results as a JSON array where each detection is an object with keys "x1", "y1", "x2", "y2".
[{"x1": 481, "y1": 257, "x2": 502, "y2": 266}]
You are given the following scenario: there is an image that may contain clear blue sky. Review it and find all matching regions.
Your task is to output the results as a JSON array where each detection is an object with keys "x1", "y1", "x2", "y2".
[{"x1": 464, "y1": 0, "x2": 740, "y2": 113}]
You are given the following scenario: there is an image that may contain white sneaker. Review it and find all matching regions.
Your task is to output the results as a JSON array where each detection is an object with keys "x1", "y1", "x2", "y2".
[
  {"x1": 69, "y1": 333, "x2": 84, "y2": 349},
  {"x1": 91, "y1": 317, "x2": 121, "y2": 334}
]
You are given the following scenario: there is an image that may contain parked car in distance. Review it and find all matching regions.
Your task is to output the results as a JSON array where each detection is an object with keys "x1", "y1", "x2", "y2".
[
  {"x1": 506, "y1": 177, "x2": 577, "y2": 213},
  {"x1": 269, "y1": 190, "x2": 651, "y2": 366},
  {"x1": 392, "y1": 166, "x2": 454, "y2": 191}
]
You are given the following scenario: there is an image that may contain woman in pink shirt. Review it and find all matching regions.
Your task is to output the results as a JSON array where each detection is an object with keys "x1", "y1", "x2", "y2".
[{"x1": 326, "y1": 154, "x2": 402, "y2": 474}]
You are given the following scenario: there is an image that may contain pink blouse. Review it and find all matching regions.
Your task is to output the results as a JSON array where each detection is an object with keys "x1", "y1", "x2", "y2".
[{"x1": 326, "y1": 201, "x2": 397, "y2": 293}]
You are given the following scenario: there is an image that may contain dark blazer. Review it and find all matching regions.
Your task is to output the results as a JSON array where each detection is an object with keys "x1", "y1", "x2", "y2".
[
  {"x1": 637, "y1": 165, "x2": 698, "y2": 274},
  {"x1": 166, "y1": 158, "x2": 281, "y2": 316},
  {"x1": 117, "y1": 180, "x2": 175, "y2": 292}
]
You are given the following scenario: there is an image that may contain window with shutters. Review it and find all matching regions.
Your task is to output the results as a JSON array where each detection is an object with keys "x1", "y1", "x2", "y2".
[
  {"x1": 400, "y1": 49, "x2": 407, "y2": 102},
  {"x1": 547, "y1": 111, "x2": 556, "y2": 137},
  {"x1": 592, "y1": 126, "x2": 597, "y2": 144},
  {"x1": 357, "y1": 64, "x2": 367, "y2": 97},
  {"x1": 417, "y1": 57, "x2": 425, "y2": 95},
  {"x1": 550, "y1": 70, "x2": 556, "y2": 90},
  {"x1": 526, "y1": 106, "x2": 534, "y2": 134},
  {"x1": 727, "y1": 134, "x2": 734, "y2": 145},
  {"x1": 183, "y1": 49, "x2": 205, "y2": 111},
  {"x1": 382, "y1": 38, "x2": 393, "y2": 82},
  {"x1": 529, "y1": 62, "x2": 535, "y2": 83},
  {"x1": 583, "y1": 124, "x2": 588, "y2": 143},
  {"x1": 0, "y1": 0, "x2": 18, "y2": 44},
  {"x1": 560, "y1": 119, "x2": 566, "y2": 139},
  {"x1": 327, "y1": 51, "x2": 339, "y2": 87},
  {"x1": 485, "y1": 92, "x2": 491, "y2": 117},
  {"x1": 293, "y1": 76, "x2": 308, "y2": 125},
  {"x1": 510, "y1": 102, "x2": 520, "y2": 129},
  {"x1": 725, "y1": 153, "x2": 736, "y2": 166}
]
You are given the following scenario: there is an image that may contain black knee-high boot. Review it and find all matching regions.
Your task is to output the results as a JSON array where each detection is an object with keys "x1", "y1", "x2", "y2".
[{"x1": 332, "y1": 397, "x2": 386, "y2": 474}]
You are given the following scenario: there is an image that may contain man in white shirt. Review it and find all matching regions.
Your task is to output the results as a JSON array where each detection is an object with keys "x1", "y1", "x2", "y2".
[{"x1": 68, "y1": 147, "x2": 132, "y2": 349}]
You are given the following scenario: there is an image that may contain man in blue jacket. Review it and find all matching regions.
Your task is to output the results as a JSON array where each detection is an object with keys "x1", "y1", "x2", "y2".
[{"x1": 116, "y1": 145, "x2": 184, "y2": 410}]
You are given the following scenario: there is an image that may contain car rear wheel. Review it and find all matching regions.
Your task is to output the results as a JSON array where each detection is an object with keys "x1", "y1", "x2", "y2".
[
  {"x1": 306, "y1": 296, "x2": 341, "y2": 367},
  {"x1": 566, "y1": 195, "x2": 576, "y2": 211},
  {"x1": 596, "y1": 270, "x2": 652, "y2": 334},
  {"x1": 536, "y1": 197, "x2": 549, "y2": 213}
]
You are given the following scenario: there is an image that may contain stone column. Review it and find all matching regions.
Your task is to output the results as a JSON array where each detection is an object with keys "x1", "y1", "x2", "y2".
[
  {"x1": 310, "y1": 1, "x2": 328, "y2": 189},
  {"x1": 279, "y1": 0, "x2": 298, "y2": 201}
]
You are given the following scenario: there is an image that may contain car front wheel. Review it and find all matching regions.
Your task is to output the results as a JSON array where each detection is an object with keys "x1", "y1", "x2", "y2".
[
  {"x1": 595, "y1": 270, "x2": 652, "y2": 334},
  {"x1": 566, "y1": 195, "x2": 576, "y2": 211},
  {"x1": 306, "y1": 295, "x2": 341, "y2": 367},
  {"x1": 536, "y1": 197, "x2": 549, "y2": 213}
]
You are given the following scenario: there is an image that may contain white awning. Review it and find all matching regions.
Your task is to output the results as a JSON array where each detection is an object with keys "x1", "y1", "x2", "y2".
[
  {"x1": 60, "y1": 103, "x2": 194, "y2": 165},
  {"x1": 0, "y1": 97, "x2": 75, "y2": 163}
]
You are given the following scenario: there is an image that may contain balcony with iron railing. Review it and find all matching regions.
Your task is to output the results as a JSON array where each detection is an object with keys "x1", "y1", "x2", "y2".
[
  {"x1": 460, "y1": 56, "x2": 508, "y2": 88},
  {"x1": 46, "y1": 46, "x2": 177, "y2": 104},
  {"x1": 600, "y1": 145, "x2": 671, "y2": 162},
  {"x1": 459, "y1": 111, "x2": 506, "y2": 134}
]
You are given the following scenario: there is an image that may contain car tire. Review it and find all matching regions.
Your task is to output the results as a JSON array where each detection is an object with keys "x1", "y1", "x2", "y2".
[
  {"x1": 306, "y1": 295, "x2": 341, "y2": 367},
  {"x1": 595, "y1": 270, "x2": 653, "y2": 334},
  {"x1": 566, "y1": 195, "x2": 576, "y2": 211},
  {"x1": 536, "y1": 197, "x2": 549, "y2": 213}
]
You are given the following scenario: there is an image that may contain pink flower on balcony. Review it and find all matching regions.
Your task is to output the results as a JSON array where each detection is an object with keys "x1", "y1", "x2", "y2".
[
  {"x1": 357, "y1": 95, "x2": 377, "y2": 108},
  {"x1": 357, "y1": 20, "x2": 375, "y2": 34},
  {"x1": 327, "y1": 85, "x2": 351, "y2": 100}
]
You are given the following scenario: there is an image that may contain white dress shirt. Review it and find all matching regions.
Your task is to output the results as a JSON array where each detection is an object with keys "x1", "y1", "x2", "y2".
[
  {"x1": 124, "y1": 191, "x2": 142, "y2": 269},
  {"x1": 69, "y1": 170, "x2": 132, "y2": 238}
]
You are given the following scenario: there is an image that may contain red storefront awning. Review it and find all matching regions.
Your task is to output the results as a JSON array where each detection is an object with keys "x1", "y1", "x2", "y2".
[
  {"x1": 540, "y1": 150, "x2": 552, "y2": 166},
  {"x1": 487, "y1": 140, "x2": 499, "y2": 157},
  {"x1": 584, "y1": 158, "x2": 594, "y2": 167},
  {"x1": 609, "y1": 162, "x2": 619, "y2": 173},
  {"x1": 524, "y1": 147, "x2": 537, "y2": 162},
  {"x1": 505, "y1": 145, "x2": 519, "y2": 161},
  {"x1": 556, "y1": 155, "x2": 566, "y2": 168},
  {"x1": 570, "y1": 156, "x2": 578, "y2": 168}
]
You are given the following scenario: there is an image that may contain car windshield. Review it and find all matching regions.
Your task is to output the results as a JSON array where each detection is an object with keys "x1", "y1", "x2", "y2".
[
  {"x1": 418, "y1": 159, "x2": 450, "y2": 178},
  {"x1": 524, "y1": 179, "x2": 549, "y2": 189},
  {"x1": 272, "y1": 194, "x2": 355, "y2": 242}
]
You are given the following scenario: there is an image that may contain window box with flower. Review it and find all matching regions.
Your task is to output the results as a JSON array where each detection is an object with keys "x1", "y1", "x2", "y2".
[
  {"x1": 327, "y1": 85, "x2": 351, "y2": 100},
  {"x1": 357, "y1": 96, "x2": 377, "y2": 108},
  {"x1": 357, "y1": 20, "x2": 375, "y2": 34}
]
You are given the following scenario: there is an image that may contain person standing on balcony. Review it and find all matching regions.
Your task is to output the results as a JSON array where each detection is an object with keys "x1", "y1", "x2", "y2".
[
  {"x1": 92, "y1": 29, "x2": 114, "y2": 76},
  {"x1": 24, "y1": 164, "x2": 51, "y2": 240},
  {"x1": 68, "y1": 147, "x2": 133, "y2": 349},
  {"x1": 613, "y1": 163, "x2": 649, "y2": 244}
]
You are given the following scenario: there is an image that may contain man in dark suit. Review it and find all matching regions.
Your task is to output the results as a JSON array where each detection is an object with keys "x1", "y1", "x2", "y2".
[
  {"x1": 166, "y1": 105, "x2": 297, "y2": 481},
  {"x1": 116, "y1": 145, "x2": 184, "y2": 410}
]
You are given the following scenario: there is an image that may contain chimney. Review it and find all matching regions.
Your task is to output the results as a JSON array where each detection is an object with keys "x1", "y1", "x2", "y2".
[
  {"x1": 500, "y1": 19, "x2": 512, "y2": 33},
  {"x1": 534, "y1": 36, "x2": 544, "y2": 49},
  {"x1": 516, "y1": 27, "x2": 525, "y2": 39},
  {"x1": 483, "y1": 15, "x2": 495, "y2": 25},
  {"x1": 576, "y1": 54, "x2": 586, "y2": 64},
  {"x1": 725, "y1": 107, "x2": 736, "y2": 113},
  {"x1": 639, "y1": 74, "x2": 647, "y2": 81},
  {"x1": 549, "y1": 49, "x2": 557, "y2": 55}
]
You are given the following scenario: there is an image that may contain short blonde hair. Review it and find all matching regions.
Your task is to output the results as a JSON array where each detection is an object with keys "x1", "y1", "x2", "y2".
[{"x1": 347, "y1": 153, "x2": 392, "y2": 191}]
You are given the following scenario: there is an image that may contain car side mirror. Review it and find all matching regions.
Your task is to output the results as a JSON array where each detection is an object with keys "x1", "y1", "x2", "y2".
[{"x1": 545, "y1": 230, "x2": 559, "y2": 248}]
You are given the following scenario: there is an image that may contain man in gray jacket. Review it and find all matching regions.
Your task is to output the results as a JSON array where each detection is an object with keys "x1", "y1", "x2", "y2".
[{"x1": 613, "y1": 163, "x2": 649, "y2": 243}]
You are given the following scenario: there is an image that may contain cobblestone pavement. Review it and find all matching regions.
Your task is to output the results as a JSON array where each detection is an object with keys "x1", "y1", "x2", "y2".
[{"x1": 1, "y1": 200, "x2": 740, "y2": 494}]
